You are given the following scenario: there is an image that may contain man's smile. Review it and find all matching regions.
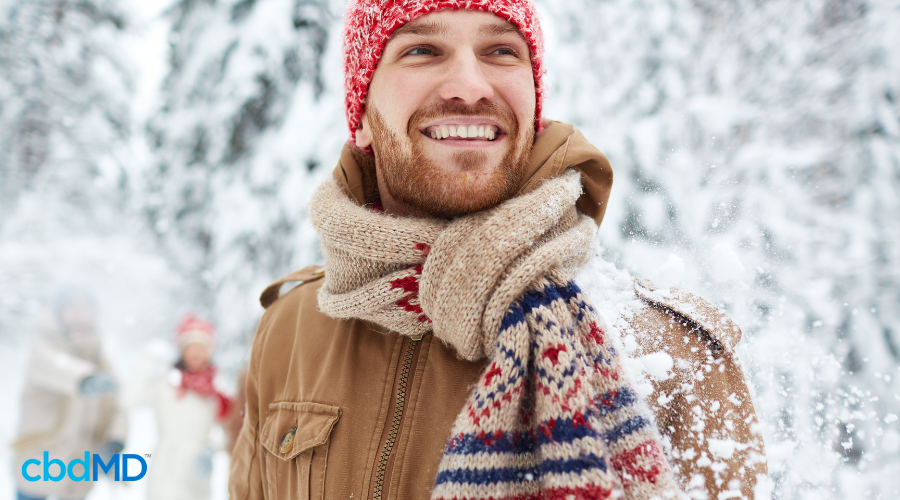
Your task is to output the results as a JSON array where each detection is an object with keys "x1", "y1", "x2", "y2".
[{"x1": 419, "y1": 117, "x2": 506, "y2": 143}]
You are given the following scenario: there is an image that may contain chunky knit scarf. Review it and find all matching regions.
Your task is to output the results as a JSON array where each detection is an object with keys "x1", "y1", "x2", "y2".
[{"x1": 310, "y1": 169, "x2": 683, "y2": 499}]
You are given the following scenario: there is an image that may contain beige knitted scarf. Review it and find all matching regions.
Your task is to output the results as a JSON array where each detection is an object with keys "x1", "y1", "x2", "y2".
[
  {"x1": 309, "y1": 169, "x2": 683, "y2": 499},
  {"x1": 312, "y1": 170, "x2": 595, "y2": 354}
]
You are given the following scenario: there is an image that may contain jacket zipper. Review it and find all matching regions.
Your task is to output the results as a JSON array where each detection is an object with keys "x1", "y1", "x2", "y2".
[{"x1": 373, "y1": 334, "x2": 421, "y2": 500}]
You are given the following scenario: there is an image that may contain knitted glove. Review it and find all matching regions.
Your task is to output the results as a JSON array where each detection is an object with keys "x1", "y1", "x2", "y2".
[
  {"x1": 98, "y1": 440, "x2": 124, "y2": 457},
  {"x1": 95, "y1": 440, "x2": 125, "y2": 478},
  {"x1": 79, "y1": 373, "x2": 118, "y2": 396}
]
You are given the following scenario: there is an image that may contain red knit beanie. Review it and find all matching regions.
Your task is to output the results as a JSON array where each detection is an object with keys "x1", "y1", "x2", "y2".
[
  {"x1": 176, "y1": 314, "x2": 216, "y2": 351},
  {"x1": 343, "y1": 0, "x2": 545, "y2": 142}
]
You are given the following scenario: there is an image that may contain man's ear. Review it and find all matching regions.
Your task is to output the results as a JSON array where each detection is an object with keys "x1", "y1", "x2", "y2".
[{"x1": 355, "y1": 111, "x2": 373, "y2": 149}]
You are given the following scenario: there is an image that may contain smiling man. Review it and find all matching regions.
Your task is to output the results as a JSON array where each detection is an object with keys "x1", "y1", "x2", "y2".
[
  {"x1": 357, "y1": 10, "x2": 537, "y2": 218},
  {"x1": 229, "y1": 1, "x2": 767, "y2": 499}
]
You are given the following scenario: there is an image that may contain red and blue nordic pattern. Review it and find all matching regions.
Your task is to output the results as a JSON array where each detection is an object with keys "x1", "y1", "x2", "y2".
[
  {"x1": 431, "y1": 273, "x2": 678, "y2": 500},
  {"x1": 390, "y1": 263, "x2": 432, "y2": 323}
]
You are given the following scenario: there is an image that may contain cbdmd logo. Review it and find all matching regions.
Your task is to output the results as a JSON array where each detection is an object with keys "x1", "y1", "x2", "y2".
[{"x1": 21, "y1": 452, "x2": 147, "y2": 482}]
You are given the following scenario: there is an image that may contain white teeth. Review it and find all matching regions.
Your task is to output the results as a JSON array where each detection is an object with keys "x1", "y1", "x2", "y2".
[{"x1": 428, "y1": 125, "x2": 499, "y2": 140}]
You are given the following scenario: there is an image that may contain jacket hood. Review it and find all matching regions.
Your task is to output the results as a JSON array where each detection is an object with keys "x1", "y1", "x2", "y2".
[{"x1": 332, "y1": 120, "x2": 614, "y2": 226}]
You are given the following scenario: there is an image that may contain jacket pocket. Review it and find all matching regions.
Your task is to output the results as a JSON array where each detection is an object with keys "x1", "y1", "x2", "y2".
[{"x1": 260, "y1": 401, "x2": 341, "y2": 500}]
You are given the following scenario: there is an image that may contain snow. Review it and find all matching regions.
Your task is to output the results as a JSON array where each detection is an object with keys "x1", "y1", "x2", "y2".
[
  {"x1": 707, "y1": 438, "x2": 745, "y2": 460},
  {"x1": 1, "y1": 0, "x2": 899, "y2": 498},
  {"x1": 709, "y1": 244, "x2": 747, "y2": 284},
  {"x1": 637, "y1": 352, "x2": 675, "y2": 381},
  {"x1": 651, "y1": 253, "x2": 686, "y2": 290}
]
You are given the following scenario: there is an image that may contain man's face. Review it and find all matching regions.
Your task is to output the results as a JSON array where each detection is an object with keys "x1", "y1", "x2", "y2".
[{"x1": 355, "y1": 10, "x2": 536, "y2": 218}]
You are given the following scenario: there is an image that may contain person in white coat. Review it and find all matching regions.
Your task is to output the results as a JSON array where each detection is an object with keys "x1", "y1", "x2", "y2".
[
  {"x1": 124, "y1": 314, "x2": 232, "y2": 500},
  {"x1": 12, "y1": 287, "x2": 127, "y2": 500}
]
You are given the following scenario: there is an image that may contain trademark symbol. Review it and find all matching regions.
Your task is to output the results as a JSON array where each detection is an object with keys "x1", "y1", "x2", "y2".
[{"x1": 144, "y1": 454, "x2": 151, "y2": 458}]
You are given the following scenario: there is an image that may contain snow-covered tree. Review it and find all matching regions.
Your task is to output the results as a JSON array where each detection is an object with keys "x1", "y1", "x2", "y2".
[
  {"x1": 540, "y1": 0, "x2": 900, "y2": 496},
  {"x1": 0, "y1": 0, "x2": 144, "y2": 338},
  {"x1": 0, "y1": 0, "x2": 132, "y2": 216},
  {"x1": 143, "y1": 0, "x2": 348, "y2": 363}
]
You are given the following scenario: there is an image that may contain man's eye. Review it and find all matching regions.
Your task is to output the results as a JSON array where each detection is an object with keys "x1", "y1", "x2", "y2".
[
  {"x1": 491, "y1": 47, "x2": 516, "y2": 56},
  {"x1": 408, "y1": 47, "x2": 435, "y2": 56}
]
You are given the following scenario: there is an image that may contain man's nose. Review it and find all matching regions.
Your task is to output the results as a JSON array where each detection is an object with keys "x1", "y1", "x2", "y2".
[{"x1": 438, "y1": 51, "x2": 495, "y2": 105}]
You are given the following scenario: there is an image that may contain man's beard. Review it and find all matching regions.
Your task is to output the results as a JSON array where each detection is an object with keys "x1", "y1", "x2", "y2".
[{"x1": 368, "y1": 101, "x2": 534, "y2": 219}]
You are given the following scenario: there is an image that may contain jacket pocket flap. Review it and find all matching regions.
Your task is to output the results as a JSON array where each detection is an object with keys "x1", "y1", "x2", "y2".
[{"x1": 261, "y1": 401, "x2": 341, "y2": 461}]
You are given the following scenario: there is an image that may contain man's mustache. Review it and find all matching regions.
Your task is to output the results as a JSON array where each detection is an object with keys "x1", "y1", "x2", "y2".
[{"x1": 408, "y1": 101, "x2": 517, "y2": 135}]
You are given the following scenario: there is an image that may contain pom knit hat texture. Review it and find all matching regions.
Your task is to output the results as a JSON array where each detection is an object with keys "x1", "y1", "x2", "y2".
[
  {"x1": 342, "y1": 0, "x2": 545, "y2": 142},
  {"x1": 176, "y1": 314, "x2": 216, "y2": 350}
]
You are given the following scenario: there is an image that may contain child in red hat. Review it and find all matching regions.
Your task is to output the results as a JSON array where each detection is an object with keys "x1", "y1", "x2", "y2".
[{"x1": 124, "y1": 314, "x2": 233, "y2": 500}]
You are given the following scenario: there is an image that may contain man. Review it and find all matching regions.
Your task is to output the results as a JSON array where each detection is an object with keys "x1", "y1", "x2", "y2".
[{"x1": 229, "y1": 1, "x2": 767, "y2": 499}]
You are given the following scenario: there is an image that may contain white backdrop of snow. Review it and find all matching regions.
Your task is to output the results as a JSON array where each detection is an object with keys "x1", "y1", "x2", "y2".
[{"x1": 1, "y1": 0, "x2": 898, "y2": 498}]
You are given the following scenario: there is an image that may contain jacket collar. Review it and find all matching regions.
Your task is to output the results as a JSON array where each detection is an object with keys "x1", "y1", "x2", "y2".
[{"x1": 331, "y1": 120, "x2": 614, "y2": 226}]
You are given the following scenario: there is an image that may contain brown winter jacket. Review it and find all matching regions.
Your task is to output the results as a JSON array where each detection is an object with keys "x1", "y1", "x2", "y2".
[{"x1": 228, "y1": 122, "x2": 767, "y2": 499}]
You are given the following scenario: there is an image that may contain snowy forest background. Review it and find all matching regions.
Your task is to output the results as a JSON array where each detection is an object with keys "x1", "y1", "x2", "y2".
[{"x1": 1, "y1": 0, "x2": 899, "y2": 498}]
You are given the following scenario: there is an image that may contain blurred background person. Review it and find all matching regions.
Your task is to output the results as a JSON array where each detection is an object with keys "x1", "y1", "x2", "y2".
[
  {"x1": 11, "y1": 287, "x2": 126, "y2": 500},
  {"x1": 124, "y1": 314, "x2": 233, "y2": 500}
]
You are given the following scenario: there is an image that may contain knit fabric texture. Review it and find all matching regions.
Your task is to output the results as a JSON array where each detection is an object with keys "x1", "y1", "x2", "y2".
[
  {"x1": 342, "y1": 0, "x2": 545, "y2": 142},
  {"x1": 309, "y1": 170, "x2": 684, "y2": 499},
  {"x1": 176, "y1": 313, "x2": 216, "y2": 350}
]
